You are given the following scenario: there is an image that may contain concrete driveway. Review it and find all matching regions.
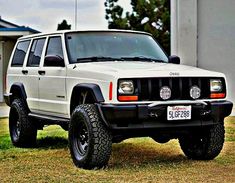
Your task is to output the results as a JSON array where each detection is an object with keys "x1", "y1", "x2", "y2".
[{"x1": 0, "y1": 103, "x2": 9, "y2": 118}]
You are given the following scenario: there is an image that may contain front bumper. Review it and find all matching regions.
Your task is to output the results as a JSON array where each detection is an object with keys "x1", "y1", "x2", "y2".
[{"x1": 98, "y1": 100, "x2": 233, "y2": 130}]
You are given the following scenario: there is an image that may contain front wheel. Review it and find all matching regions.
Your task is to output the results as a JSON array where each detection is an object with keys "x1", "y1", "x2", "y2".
[
  {"x1": 68, "y1": 104, "x2": 112, "y2": 169},
  {"x1": 179, "y1": 123, "x2": 225, "y2": 160}
]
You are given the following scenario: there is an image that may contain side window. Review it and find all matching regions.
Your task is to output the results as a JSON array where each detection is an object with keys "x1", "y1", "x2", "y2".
[
  {"x1": 44, "y1": 36, "x2": 64, "y2": 67},
  {"x1": 11, "y1": 40, "x2": 30, "y2": 67},
  {"x1": 27, "y1": 38, "x2": 46, "y2": 67}
]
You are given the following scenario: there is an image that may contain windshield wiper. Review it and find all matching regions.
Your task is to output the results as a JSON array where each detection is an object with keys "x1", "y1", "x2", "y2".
[
  {"x1": 121, "y1": 56, "x2": 166, "y2": 63},
  {"x1": 76, "y1": 56, "x2": 166, "y2": 63},
  {"x1": 76, "y1": 56, "x2": 124, "y2": 63}
]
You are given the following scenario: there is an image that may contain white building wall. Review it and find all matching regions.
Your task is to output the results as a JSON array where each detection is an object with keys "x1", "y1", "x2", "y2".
[
  {"x1": 171, "y1": 0, "x2": 235, "y2": 115},
  {"x1": 0, "y1": 42, "x2": 3, "y2": 102},
  {"x1": 197, "y1": 0, "x2": 235, "y2": 107},
  {"x1": 171, "y1": 0, "x2": 197, "y2": 66},
  {"x1": 0, "y1": 40, "x2": 16, "y2": 102}
]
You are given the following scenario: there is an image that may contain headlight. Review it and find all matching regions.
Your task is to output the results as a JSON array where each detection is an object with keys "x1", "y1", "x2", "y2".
[
  {"x1": 210, "y1": 79, "x2": 222, "y2": 92},
  {"x1": 118, "y1": 80, "x2": 134, "y2": 94}
]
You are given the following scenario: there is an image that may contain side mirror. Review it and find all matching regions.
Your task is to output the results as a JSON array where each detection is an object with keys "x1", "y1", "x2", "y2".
[
  {"x1": 169, "y1": 55, "x2": 180, "y2": 64},
  {"x1": 44, "y1": 55, "x2": 65, "y2": 67}
]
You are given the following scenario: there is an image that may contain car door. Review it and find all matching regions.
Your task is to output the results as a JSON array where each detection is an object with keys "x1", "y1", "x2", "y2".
[
  {"x1": 7, "y1": 40, "x2": 30, "y2": 100},
  {"x1": 38, "y1": 36, "x2": 67, "y2": 116},
  {"x1": 21, "y1": 38, "x2": 46, "y2": 111}
]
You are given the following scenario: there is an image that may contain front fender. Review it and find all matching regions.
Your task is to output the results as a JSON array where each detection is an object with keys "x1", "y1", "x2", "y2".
[{"x1": 70, "y1": 83, "x2": 104, "y2": 114}]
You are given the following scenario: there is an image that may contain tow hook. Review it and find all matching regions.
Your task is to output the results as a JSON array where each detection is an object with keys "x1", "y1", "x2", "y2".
[{"x1": 149, "y1": 112, "x2": 159, "y2": 118}]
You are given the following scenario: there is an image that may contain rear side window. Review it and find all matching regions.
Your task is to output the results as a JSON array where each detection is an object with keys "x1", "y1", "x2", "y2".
[
  {"x1": 46, "y1": 36, "x2": 63, "y2": 58},
  {"x1": 11, "y1": 40, "x2": 30, "y2": 67},
  {"x1": 27, "y1": 38, "x2": 46, "y2": 67}
]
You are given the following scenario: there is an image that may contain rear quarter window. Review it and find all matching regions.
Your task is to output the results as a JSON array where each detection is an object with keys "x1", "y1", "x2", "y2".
[
  {"x1": 11, "y1": 40, "x2": 30, "y2": 67},
  {"x1": 27, "y1": 38, "x2": 46, "y2": 67}
]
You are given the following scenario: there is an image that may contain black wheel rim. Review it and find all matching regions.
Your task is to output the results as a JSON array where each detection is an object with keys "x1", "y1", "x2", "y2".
[
  {"x1": 73, "y1": 119, "x2": 89, "y2": 159},
  {"x1": 11, "y1": 107, "x2": 20, "y2": 140}
]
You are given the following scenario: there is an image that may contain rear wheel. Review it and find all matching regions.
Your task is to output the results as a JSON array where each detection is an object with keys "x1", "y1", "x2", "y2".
[
  {"x1": 69, "y1": 104, "x2": 112, "y2": 169},
  {"x1": 9, "y1": 99, "x2": 37, "y2": 147},
  {"x1": 179, "y1": 123, "x2": 225, "y2": 160}
]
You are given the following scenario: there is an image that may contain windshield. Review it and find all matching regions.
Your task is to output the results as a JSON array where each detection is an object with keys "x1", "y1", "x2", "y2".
[{"x1": 65, "y1": 32, "x2": 168, "y2": 63}]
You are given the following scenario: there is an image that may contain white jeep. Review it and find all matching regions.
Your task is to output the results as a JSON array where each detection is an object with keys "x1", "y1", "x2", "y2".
[{"x1": 4, "y1": 30, "x2": 233, "y2": 169}]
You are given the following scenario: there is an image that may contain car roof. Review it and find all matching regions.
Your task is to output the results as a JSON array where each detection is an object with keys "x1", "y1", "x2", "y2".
[{"x1": 18, "y1": 29, "x2": 152, "y2": 41}]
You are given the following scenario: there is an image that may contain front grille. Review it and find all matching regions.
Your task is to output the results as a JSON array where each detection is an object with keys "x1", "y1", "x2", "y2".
[{"x1": 130, "y1": 77, "x2": 225, "y2": 101}]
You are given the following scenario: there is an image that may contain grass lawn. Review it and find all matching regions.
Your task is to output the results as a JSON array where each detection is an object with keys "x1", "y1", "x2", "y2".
[{"x1": 0, "y1": 117, "x2": 235, "y2": 183}]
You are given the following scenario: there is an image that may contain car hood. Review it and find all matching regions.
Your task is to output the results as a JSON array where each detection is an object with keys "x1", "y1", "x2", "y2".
[{"x1": 69, "y1": 61, "x2": 224, "y2": 78}]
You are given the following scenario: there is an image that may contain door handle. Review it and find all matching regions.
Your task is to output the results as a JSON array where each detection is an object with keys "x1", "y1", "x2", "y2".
[
  {"x1": 22, "y1": 70, "x2": 28, "y2": 75},
  {"x1": 38, "y1": 70, "x2": 46, "y2": 75}
]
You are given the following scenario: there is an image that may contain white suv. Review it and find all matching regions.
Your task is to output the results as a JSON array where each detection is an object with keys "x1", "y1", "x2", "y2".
[{"x1": 4, "y1": 30, "x2": 233, "y2": 169}]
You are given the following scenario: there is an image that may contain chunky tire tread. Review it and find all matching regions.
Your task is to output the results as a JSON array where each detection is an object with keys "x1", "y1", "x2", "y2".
[
  {"x1": 179, "y1": 123, "x2": 225, "y2": 160},
  {"x1": 69, "y1": 104, "x2": 112, "y2": 169},
  {"x1": 9, "y1": 99, "x2": 37, "y2": 147}
]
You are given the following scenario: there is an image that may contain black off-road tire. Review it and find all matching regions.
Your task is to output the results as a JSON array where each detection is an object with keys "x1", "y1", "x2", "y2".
[
  {"x1": 69, "y1": 104, "x2": 112, "y2": 169},
  {"x1": 9, "y1": 99, "x2": 37, "y2": 147},
  {"x1": 179, "y1": 123, "x2": 225, "y2": 160}
]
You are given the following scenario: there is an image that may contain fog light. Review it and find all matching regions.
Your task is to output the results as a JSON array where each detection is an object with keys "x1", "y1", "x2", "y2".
[
  {"x1": 190, "y1": 86, "x2": 201, "y2": 99},
  {"x1": 160, "y1": 86, "x2": 171, "y2": 100}
]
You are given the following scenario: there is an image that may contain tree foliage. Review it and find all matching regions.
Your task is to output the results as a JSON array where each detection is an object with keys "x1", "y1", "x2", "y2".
[
  {"x1": 57, "y1": 20, "x2": 71, "y2": 30},
  {"x1": 104, "y1": 0, "x2": 170, "y2": 54}
]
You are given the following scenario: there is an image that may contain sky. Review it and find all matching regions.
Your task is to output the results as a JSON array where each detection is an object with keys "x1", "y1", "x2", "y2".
[{"x1": 0, "y1": 0, "x2": 131, "y2": 32}]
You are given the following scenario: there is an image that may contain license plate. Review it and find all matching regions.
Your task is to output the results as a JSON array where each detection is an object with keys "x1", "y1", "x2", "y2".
[{"x1": 167, "y1": 106, "x2": 191, "y2": 121}]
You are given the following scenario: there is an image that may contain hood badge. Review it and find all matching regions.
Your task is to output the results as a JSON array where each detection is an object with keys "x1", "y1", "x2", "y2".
[{"x1": 169, "y1": 72, "x2": 180, "y2": 76}]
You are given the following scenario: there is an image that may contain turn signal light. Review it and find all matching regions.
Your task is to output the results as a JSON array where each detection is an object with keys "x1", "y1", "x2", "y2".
[
  {"x1": 210, "y1": 93, "x2": 225, "y2": 99},
  {"x1": 118, "y1": 95, "x2": 138, "y2": 101}
]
